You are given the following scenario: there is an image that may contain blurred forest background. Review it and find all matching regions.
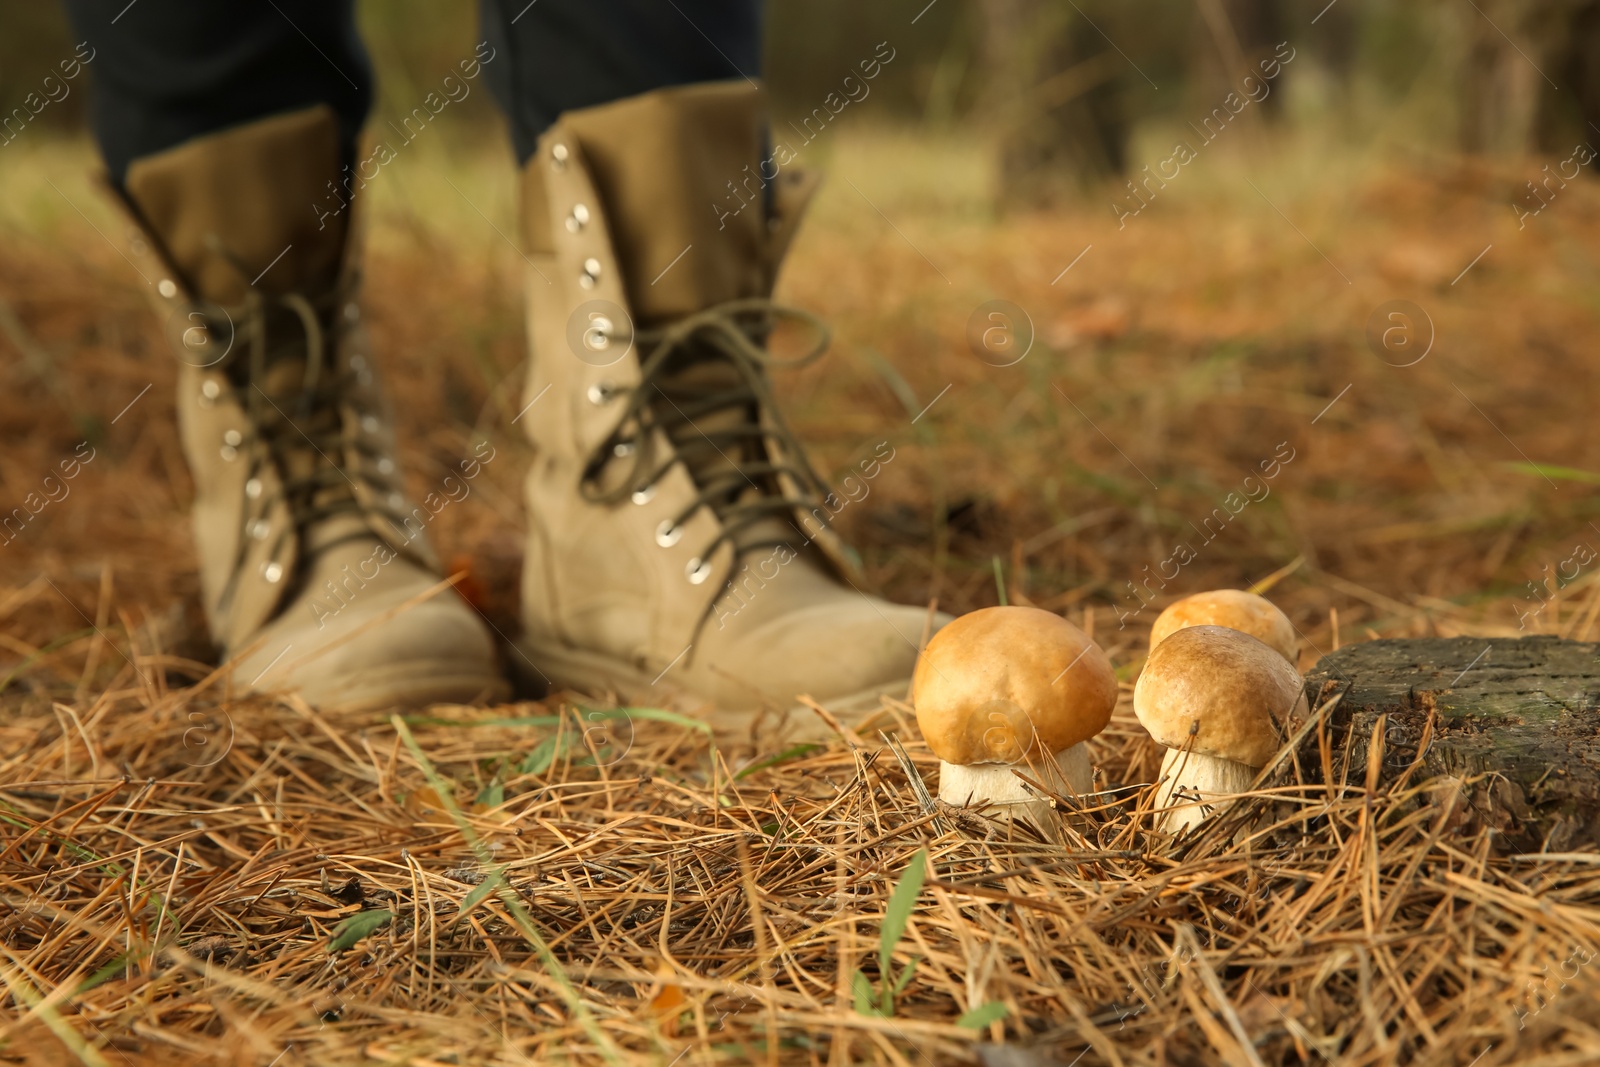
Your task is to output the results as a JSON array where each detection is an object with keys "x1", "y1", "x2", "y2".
[
  {"x1": 9, "y1": 0, "x2": 1600, "y2": 189},
  {"x1": 4, "y1": 0, "x2": 1600, "y2": 667}
]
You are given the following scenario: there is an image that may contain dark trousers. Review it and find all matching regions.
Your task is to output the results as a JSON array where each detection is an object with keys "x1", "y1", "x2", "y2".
[{"x1": 63, "y1": 0, "x2": 764, "y2": 182}]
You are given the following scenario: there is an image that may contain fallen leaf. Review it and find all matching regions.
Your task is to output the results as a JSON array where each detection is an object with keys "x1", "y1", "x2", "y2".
[
  {"x1": 447, "y1": 554, "x2": 490, "y2": 613},
  {"x1": 404, "y1": 784, "x2": 449, "y2": 818},
  {"x1": 644, "y1": 961, "x2": 690, "y2": 1035}
]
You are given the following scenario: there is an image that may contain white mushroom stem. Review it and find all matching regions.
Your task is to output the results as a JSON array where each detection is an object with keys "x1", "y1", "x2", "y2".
[
  {"x1": 938, "y1": 742, "x2": 1092, "y2": 838},
  {"x1": 1153, "y1": 747, "x2": 1259, "y2": 833}
]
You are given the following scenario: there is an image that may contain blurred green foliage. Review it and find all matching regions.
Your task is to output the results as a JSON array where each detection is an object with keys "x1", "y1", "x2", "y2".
[
  {"x1": 3, "y1": 0, "x2": 1590, "y2": 166},
  {"x1": 0, "y1": 5, "x2": 85, "y2": 126}
]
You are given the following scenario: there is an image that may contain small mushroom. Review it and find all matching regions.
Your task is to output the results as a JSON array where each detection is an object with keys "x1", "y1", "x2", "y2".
[
  {"x1": 1149, "y1": 589, "x2": 1297, "y2": 665},
  {"x1": 1133, "y1": 625, "x2": 1308, "y2": 833},
  {"x1": 913, "y1": 606, "x2": 1118, "y2": 835}
]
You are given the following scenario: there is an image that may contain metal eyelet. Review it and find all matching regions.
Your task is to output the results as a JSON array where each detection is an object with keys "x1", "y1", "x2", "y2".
[
  {"x1": 350, "y1": 355, "x2": 366, "y2": 371},
  {"x1": 220, "y1": 446, "x2": 237, "y2": 461},
  {"x1": 223, "y1": 429, "x2": 243, "y2": 447},
  {"x1": 586, "y1": 381, "x2": 617, "y2": 405},
  {"x1": 579, "y1": 258, "x2": 602, "y2": 290},
  {"x1": 245, "y1": 478, "x2": 262, "y2": 500},
  {"x1": 361, "y1": 415, "x2": 380, "y2": 434},
  {"x1": 158, "y1": 279, "x2": 177, "y2": 298},
  {"x1": 631, "y1": 485, "x2": 655, "y2": 505},
  {"x1": 388, "y1": 492, "x2": 404, "y2": 509},
  {"x1": 344, "y1": 303, "x2": 360, "y2": 323},
  {"x1": 565, "y1": 204, "x2": 590, "y2": 233},
  {"x1": 583, "y1": 315, "x2": 613, "y2": 352},
  {"x1": 655, "y1": 520, "x2": 682, "y2": 548},
  {"x1": 612, "y1": 441, "x2": 635, "y2": 458},
  {"x1": 377, "y1": 457, "x2": 395, "y2": 475},
  {"x1": 199, "y1": 379, "x2": 221, "y2": 407},
  {"x1": 551, "y1": 142, "x2": 569, "y2": 169},
  {"x1": 261, "y1": 561, "x2": 284, "y2": 583},
  {"x1": 686, "y1": 558, "x2": 712, "y2": 584},
  {"x1": 249, "y1": 519, "x2": 270, "y2": 540}
]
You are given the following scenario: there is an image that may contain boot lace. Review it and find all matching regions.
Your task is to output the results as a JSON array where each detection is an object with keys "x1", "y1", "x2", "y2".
[
  {"x1": 581, "y1": 298, "x2": 835, "y2": 577},
  {"x1": 203, "y1": 278, "x2": 400, "y2": 607}
]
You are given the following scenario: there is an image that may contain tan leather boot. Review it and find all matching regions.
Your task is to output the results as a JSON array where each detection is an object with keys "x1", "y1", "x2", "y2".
[
  {"x1": 114, "y1": 106, "x2": 505, "y2": 710},
  {"x1": 516, "y1": 83, "x2": 945, "y2": 722}
]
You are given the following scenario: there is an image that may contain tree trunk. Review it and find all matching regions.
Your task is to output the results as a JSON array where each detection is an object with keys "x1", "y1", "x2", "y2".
[
  {"x1": 1539, "y1": 0, "x2": 1600, "y2": 153},
  {"x1": 980, "y1": 0, "x2": 1131, "y2": 206},
  {"x1": 1303, "y1": 636, "x2": 1600, "y2": 852},
  {"x1": 1193, "y1": 0, "x2": 1289, "y2": 120},
  {"x1": 1454, "y1": 0, "x2": 1600, "y2": 156}
]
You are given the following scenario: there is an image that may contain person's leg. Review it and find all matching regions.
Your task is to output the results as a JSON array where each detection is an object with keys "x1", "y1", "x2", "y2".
[
  {"x1": 491, "y1": 2, "x2": 947, "y2": 728},
  {"x1": 63, "y1": 0, "x2": 372, "y2": 185},
  {"x1": 478, "y1": 0, "x2": 763, "y2": 164},
  {"x1": 62, "y1": 1, "x2": 505, "y2": 709}
]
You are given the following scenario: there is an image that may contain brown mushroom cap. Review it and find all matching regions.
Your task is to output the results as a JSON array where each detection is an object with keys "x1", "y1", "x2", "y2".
[
  {"x1": 1132, "y1": 624, "x2": 1306, "y2": 767},
  {"x1": 912, "y1": 606, "x2": 1118, "y2": 765},
  {"x1": 1150, "y1": 589, "x2": 1297, "y2": 664}
]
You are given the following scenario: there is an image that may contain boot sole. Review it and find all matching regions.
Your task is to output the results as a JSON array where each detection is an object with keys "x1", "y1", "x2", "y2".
[
  {"x1": 269, "y1": 664, "x2": 511, "y2": 713},
  {"x1": 515, "y1": 635, "x2": 908, "y2": 735}
]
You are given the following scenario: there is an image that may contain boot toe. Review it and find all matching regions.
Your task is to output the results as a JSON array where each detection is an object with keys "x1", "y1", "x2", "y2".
[
  {"x1": 234, "y1": 568, "x2": 506, "y2": 710},
  {"x1": 703, "y1": 599, "x2": 950, "y2": 711}
]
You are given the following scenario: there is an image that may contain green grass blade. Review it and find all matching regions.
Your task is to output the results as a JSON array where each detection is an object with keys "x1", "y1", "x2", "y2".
[
  {"x1": 591, "y1": 705, "x2": 713, "y2": 732},
  {"x1": 0, "y1": 954, "x2": 113, "y2": 1067},
  {"x1": 735, "y1": 743, "x2": 822, "y2": 780},
  {"x1": 517, "y1": 734, "x2": 562, "y2": 775},
  {"x1": 879, "y1": 847, "x2": 929, "y2": 976},
  {"x1": 1502, "y1": 461, "x2": 1600, "y2": 484},
  {"x1": 852, "y1": 970, "x2": 879, "y2": 1016},
  {"x1": 328, "y1": 909, "x2": 392, "y2": 952},
  {"x1": 957, "y1": 1001, "x2": 1009, "y2": 1029},
  {"x1": 0, "y1": 626, "x2": 97, "y2": 695},
  {"x1": 475, "y1": 779, "x2": 504, "y2": 807},
  {"x1": 890, "y1": 957, "x2": 919, "y2": 996},
  {"x1": 457, "y1": 872, "x2": 506, "y2": 915},
  {"x1": 403, "y1": 714, "x2": 564, "y2": 728},
  {"x1": 864, "y1": 351, "x2": 923, "y2": 422}
]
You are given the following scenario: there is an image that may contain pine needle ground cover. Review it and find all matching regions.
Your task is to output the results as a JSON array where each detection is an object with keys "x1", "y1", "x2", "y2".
[{"x1": 4, "y1": 128, "x2": 1600, "y2": 1064}]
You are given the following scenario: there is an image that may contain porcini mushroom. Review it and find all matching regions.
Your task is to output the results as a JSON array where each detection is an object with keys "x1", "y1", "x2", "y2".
[
  {"x1": 1133, "y1": 624, "x2": 1308, "y2": 833},
  {"x1": 913, "y1": 606, "x2": 1118, "y2": 835},
  {"x1": 1149, "y1": 589, "x2": 1297, "y2": 665}
]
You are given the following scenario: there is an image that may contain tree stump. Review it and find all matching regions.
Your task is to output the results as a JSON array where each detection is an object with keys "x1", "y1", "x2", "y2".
[{"x1": 1303, "y1": 636, "x2": 1600, "y2": 853}]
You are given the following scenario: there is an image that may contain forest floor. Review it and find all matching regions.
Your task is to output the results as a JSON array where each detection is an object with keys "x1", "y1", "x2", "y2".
[{"x1": 3, "y1": 125, "x2": 1600, "y2": 1065}]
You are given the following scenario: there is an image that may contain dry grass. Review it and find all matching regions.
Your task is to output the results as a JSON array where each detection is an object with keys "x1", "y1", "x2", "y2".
[
  {"x1": 4, "y1": 677, "x2": 1600, "y2": 1065},
  {"x1": 5, "y1": 122, "x2": 1600, "y2": 1063}
]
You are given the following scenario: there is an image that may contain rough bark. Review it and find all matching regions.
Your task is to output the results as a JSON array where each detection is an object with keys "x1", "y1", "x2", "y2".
[
  {"x1": 1455, "y1": 0, "x2": 1600, "y2": 155},
  {"x1": 979, "y1": 0, "x2": 1131, "y2": 205},
  {"x1": 1193, "y1": 0, "x2": 1289, "y2": 121},
  {"x1": 1303, "y1": 636, "x2": 1600, "y2": 852},
  {"x1": 1540, "y1": 0, "x2": 1600, "y2": 152}
]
